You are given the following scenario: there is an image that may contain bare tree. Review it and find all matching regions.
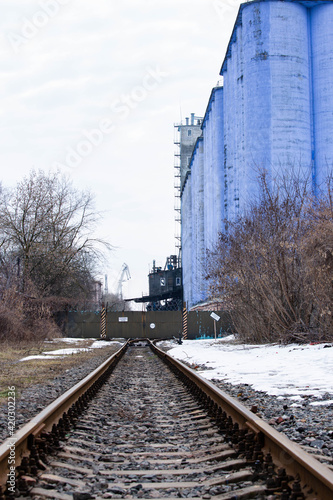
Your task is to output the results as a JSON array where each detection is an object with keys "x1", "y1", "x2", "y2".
[
  {"x1": 103, "y1": 292, "x2": 132, "y2": 312},
  {"x1": 0, "y1": 169, "x2": 111, "y2": 301},
  {"x1": 205, "y1": 169, "x2": 329, "y2": 343}
]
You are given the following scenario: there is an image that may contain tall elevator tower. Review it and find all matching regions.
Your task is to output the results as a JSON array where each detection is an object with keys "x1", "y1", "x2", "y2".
[{"x1": 174, "y1": 113, "x2": 203, "y2": 261}]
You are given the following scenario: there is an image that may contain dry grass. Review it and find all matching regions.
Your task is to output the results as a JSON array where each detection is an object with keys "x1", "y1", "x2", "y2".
[{"x1": 0, "y1": 339, "x2": 120, "y2": 404}]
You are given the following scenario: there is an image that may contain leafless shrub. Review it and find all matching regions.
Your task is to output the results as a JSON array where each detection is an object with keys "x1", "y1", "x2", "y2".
[
  {"x1": 300, "y1": 177, "x2": 333, "y2": 338},
  {"x1": 0, "y1": 285, "x2": 62, "y2": 343},
  {"x1": 206, "y1": 169, "x2": 333, "y2": 343}
]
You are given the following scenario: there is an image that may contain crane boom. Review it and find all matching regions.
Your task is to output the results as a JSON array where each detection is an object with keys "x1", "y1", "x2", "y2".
[{"x1": 116, "y1": 263, "x2": 131, "y2": 299}]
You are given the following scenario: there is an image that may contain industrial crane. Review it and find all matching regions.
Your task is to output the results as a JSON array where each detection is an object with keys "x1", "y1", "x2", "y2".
[{"x1": 116, "y1": 263, "x2": 131, "y2": 300}]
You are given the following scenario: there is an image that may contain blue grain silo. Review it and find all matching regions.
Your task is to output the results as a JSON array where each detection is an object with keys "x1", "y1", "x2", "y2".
[
  {"x1": 181, "y1": 87, "x2": 224, "y2": 308},
  {"x1": 202, "y1": 87, "x2": 224, "y2": 251},
  {"x1": 221, "y1": 0, "x2": 333, "y2": 210},
  {"x1": 190, "y1": 137, "x2": 205, "y2": 306},
  {"x1": 180, "y1": 0, "x2": 333, "y2": 310},
  {"x1": 181, "y1": 172, "x2": 193, "y2": 307},
  {"x1": 311, "y1": 3, "x2": 333, "y2": 190}
]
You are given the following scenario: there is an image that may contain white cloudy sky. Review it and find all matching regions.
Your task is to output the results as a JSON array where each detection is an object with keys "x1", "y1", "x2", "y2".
[{"x1": 0, "y1": 0, "x2": 242, "y2": 301}]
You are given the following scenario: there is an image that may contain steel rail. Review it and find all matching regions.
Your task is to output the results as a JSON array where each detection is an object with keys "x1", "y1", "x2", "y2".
[
  {"x1": 0, "y1": 340, "x2": 128, "y2": 490},
  {"x1": 150, "y1": 340, "x2": 333, "y2": 499}
]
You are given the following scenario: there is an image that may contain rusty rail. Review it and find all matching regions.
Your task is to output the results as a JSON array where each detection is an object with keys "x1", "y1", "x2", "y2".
[
  {"x1": 0, "y1": 341, "x2": 128, "y2": 490},
  {"x1": 150, "y1": 340, "x2": 333, "y2": 500},
  {"x1": 2, "y1": 338, "x2": 333, "y2": 499}
]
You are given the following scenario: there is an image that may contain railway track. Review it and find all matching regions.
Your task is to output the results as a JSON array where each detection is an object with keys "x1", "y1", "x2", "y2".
[{"x1": 1, "y1": 340, "x2": 333, "y2": 499}]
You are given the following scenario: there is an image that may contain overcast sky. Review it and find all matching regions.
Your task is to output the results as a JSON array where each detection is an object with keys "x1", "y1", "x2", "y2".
[{"x1": 0, "y1": 0, "x2": 242, "y2": 303}]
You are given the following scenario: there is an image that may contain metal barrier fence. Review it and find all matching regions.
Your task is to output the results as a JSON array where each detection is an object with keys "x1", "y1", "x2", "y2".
[{"x1": 59, "y1": 310, "x2": 232, "y2": 340}]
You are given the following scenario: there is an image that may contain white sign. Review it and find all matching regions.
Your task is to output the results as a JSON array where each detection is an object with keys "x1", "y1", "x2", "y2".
[
  {"x1": 210, "y1": 312, "x2": 220, "y2": 322},
  {"x1": 118, "y1": 317, "x2": 128, "y2": 322},
  {"x1": 150, "y1": 323, "x2": 156, "y2": 329}
]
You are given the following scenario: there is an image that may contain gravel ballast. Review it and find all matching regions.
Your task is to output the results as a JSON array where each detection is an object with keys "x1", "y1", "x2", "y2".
[
  {"x1": 1, "y1": 340, "x2": 332, "y2": 471},
  {"x1": 157, "y1": 341, "x2": 333, "y2": 467},
  {"x1": 0, "y1": 343, "x2": 122, "y2": 444},
  {"x1": 211, "y1": 378, "x2": 333, "y2": 463}
]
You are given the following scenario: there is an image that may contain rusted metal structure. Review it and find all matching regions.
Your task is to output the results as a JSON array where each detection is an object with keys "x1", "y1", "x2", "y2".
[{"x1": 130, "y1": 255, "x2": 183, "y2": 311}]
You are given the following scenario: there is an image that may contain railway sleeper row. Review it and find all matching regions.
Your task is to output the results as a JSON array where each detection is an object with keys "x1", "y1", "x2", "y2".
[{"x1": 1, "y1": 342, "x2": 330, "y2": 499}]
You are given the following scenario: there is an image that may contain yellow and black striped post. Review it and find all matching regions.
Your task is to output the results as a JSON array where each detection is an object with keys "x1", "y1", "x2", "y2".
[
  {"x1": 182, "y1": 302, "x2": 188, "y2": 340},
  {"x1": 100, "y1": 302, "x2": 107, "y2": 339}
]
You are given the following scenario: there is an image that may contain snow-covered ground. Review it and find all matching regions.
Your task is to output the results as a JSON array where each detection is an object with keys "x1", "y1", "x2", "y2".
[
  {"x1": 162, "y1": 336, "x2": 333, "y2": 405},
  {"x1": 20, "y1": 338, "x2": 124, "y2": 361},
  {"x1": 20, "y1": 336, "x2": 333, "y2": 406}
]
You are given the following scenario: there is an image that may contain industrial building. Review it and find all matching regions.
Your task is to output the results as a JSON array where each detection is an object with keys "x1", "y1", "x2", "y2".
[
  {"x1": 132, "y1": 255, "x2": 182, "y2": 311},
  {"x1": 180, "y1": 0, "x2": 333, "y2": 309}
]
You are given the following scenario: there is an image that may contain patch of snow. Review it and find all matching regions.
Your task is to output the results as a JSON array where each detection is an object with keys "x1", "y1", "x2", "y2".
[
  {"x1": 310, "y1": 400, "x2": 333, "y2": 407},
  {"x1": 20, "y1": 338, "x2": 124, "y2": 362},
  {"x1": 49, "y1": 337, "x2": 89, "y2": 343},
  {"x1": 90, "y1": 340, "x2": 123, "y2": 349},
  {"x1": 164, "y1": 339, "x2": 333, "y2": 400},
  {"x1": 219, "y1": 334, "x2": 235, "y2": 342},
  {"x1": 20, "y1": 355, "x2": 63, "y2": 361},
  {"x1": 43, "y1": 348, "x2": 89, "y2": 356}
]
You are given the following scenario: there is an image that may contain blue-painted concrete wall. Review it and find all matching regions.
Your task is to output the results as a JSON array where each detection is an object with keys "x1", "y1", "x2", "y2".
[
  {"x1": 182, "y1": 88, "x2": 224, "y2": 308},
  {"x1": 311, "y1": 3, "x2": 333, "y2": 189},
  {"x1": 223, "y1": 0, "x2": 316, "y2": 212},
  {"x1": 181, "y1": 173, "x2": 192, "y2": 307},
  {"x1": 181, "y1": 0, "x2": 333, "y2": 309},
  {"x1": 203, "y1": 87, "x2": 225, "y2": 250},
  {"x1": 190, "y1": 137, "x2": 205, "y2": 305}
]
